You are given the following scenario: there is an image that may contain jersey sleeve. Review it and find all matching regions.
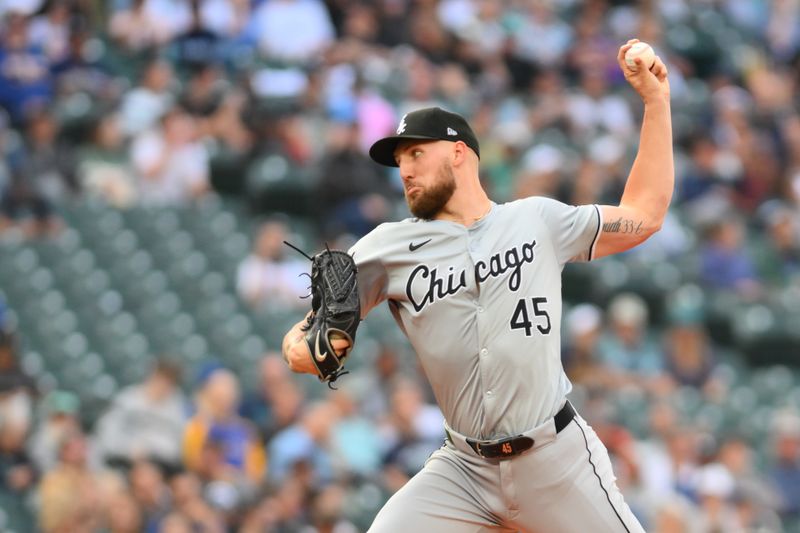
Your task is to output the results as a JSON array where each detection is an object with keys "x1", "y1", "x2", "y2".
[
  {"x1": 349, "y1": 234, "x2": 389, "y2": 318},
  {"x1": 530, "y1": 197, "x2": 602, "y2": 264}
]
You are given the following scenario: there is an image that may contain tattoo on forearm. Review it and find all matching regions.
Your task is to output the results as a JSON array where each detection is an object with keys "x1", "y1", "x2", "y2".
[{"x1": 602, "y1": 217, "x2": 645, "y2": 235}]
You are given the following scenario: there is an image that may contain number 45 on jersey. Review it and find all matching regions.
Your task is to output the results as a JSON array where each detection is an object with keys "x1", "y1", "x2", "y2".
[{"x1": 510, "y1": 297, "x2": 551, "y2": 336}]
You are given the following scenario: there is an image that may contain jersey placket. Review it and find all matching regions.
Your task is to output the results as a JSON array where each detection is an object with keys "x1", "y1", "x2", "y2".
[{"x1": 467, "y1": 223, "x2": 497, "y2": 438}]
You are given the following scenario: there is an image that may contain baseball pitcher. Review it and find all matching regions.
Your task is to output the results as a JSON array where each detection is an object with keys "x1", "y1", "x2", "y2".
[{"x1": 283, "y1": 40, "x2": 671, "y2": 532}]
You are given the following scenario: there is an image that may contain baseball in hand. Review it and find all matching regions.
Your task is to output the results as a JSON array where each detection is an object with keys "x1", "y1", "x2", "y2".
[{"x1": 625, "y1": 42, "x2": 655, "y2": 70}]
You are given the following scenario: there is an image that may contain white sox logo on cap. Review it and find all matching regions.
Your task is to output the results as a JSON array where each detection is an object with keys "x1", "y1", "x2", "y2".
[
  {"x1": 369, "y1": 107, "x2": 480, "y2": 167},
  {"x1": 396, "y1": 114, "x2": 407, "y2": 134}
]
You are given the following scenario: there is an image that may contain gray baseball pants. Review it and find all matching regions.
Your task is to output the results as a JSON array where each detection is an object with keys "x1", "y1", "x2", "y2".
[{"x1": 369, "y1": 410, "x2": 645, "y2": 533}]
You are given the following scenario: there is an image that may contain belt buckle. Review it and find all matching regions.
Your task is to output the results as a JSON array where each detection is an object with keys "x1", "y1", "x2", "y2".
[{"x1": 468, "y1": 439, "x2": 491, "y2": 458}]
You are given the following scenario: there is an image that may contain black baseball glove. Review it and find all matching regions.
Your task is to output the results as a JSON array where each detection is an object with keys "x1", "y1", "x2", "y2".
[{"x1": 288, "y1": 243, "x2": 361, "y2": 387}]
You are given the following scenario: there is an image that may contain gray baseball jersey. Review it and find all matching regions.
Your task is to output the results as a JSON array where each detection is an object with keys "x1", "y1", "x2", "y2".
[{"x1": 350, "y1": 196, "x2": 601, "y2": 440}]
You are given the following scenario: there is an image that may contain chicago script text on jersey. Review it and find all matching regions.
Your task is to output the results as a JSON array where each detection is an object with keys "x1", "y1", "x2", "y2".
[{"x1": 405, "y1": 239, "x2": 537, "y2": 312}]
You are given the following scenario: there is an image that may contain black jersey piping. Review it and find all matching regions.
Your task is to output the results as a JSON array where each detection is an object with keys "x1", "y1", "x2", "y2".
[
  {"x1": 588, "y1": 204, "x2": 602, "y2": 261},
  {"x1": 575, "y1": 419, "x2": 631, "y2": 533}
]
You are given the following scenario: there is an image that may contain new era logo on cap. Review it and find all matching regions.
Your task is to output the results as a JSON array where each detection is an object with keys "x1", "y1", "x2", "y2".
[{"x1": 369, "y1": 107, "x2": 481, "y2": 167}]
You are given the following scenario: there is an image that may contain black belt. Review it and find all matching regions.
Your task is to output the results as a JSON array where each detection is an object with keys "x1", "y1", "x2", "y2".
[{"x1": 465, "y1": 401, "x2": 576, "y2": 459}]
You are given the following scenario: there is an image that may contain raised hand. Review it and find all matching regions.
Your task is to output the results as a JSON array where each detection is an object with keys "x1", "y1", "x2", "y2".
[{"x1": 618, "y1": 39, "x2": 670, "y2": 105}]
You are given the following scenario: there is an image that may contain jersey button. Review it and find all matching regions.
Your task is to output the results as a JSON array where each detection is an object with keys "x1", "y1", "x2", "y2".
[
  {"x1": 486, "y1": 390, "x2": 493, "y2": 396},
  {"x1": 480, "y1": 348, "x2": 488, "y2": 356},
  {"x1": 477, "y1": 306, "x2": 484, "y2": 313}
]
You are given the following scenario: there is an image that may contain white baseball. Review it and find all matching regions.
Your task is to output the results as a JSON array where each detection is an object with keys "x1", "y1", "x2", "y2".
[{"x1": 625, "y1": 42, "x2": 655, "y2": 70}]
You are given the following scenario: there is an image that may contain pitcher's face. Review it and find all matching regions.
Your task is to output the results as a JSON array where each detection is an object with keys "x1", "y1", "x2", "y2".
[{"x1": 395, "y1": 140, "x2": 457, "y2": 220}]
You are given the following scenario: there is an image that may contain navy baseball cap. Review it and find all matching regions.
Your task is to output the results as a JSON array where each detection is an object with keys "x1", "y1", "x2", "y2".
[{"x1": 369, "y1": 107, "x2": 480, "y2": 167}]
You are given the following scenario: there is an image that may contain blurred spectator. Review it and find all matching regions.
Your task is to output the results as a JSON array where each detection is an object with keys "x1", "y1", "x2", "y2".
[
  {"x1": 597, "y1": 293, "x2": 665, "y2": 386},
  {"x1": 104, "y1": 488, "x2": 144, "y2": 533},
  {"x1": 268, "y1": 400, "x2": 340, "y2": 485},
  {"x1": 51, "y1": 27, "x2": 118, "y2": 99},
  {"x1": 662, "y1": 308, "x2": 723, "y2": 398},
  {"x1": 109, "y1": 0, "x2": 174, "y2": 53},
  {"x1": 527, "y1": 68, "x2": 570, "y2": 135},
  {"x1": 329, "y1": 379, "x2": 382, "y2": 478},
  {"x1": 183, "y1": 365, "x2": 265, "y2": 487},
  {"x1": 159, "y1": 511, "x2": 199, "y2": 533},
  {"x1": 179, "y1": 64, "x2": 227, "y2": 123},
  {"x1": 731, "y1": 488, "x2": 783, "y2": 533},
  {"x1": 314, "y1": 120, "x2": 392, "y2": 239},
  {"x1": 0, "y1": 13, "x2": 53, "y2": 125},
  {"x1": 698, "y1": 214, "x2": 762, "y2": 297},
  {"x1": 409, "y1": 8, "x2": 456, "y2": 64},
  {"x1": 302, "y1": 483, "x2": 359, "y2": 533},
  {"x1": 170, "y1": 1, "x2": 224, "y2": 72},
  {"x1": 180, "y1": 65, "x2": 251, "y2": 153},
  {"x1": 0, "y1": 344, "x2": 37, "y2": 502},
  {"x1": 0, "y1": 299, "x2": 7, "y2": 331},
  {"x1": 0, "y1": 331, "x2": 35, "y2": 436},
  {"x1": 239, "y1": 353, "x2": 304, "y2": 441},
  {"x1": 635, "y1": 402, "x2": 682, "y2": 503},
  {"x1": 565, "y1": 2, "x2": 620, "y2": 80},
  {"x1": 513, "y1": 143, "x2": 566, "y2": 200},
  {"x1": 248, "y1": 111, "x2": 316, "y2": 168},
  {"x1": 679, "y1": 133, "x2": 743, "y2": 208},
  {"x1": 378, "y1": 377, "x2": 444, "y2": 493},
  {"x1": 717, "y1": 435, "x2": 782, "y2": 530},
  {"x1": 241, "y1": 476, "x2": 307, "y2": 532},
  {"x1": 694, "y1": 463, "x2": 741, "y2": 532},
  {"x1": 119, "y1": 58, "x2": 175, "y2": 137},
  {"x1": 236, "y1": 218, "x2": 310, "y2": 309},
  {"x1": 200, "y1": 0, "x2": 249, "y2": 38},
  {"x1": 28, "y1": 390, "x2": 84, "y2": 474},
  {"x1": 76, "y1": 112, "x2": 138, "y2": 207},
  {"x1": 769, "y1": 410, "x2": 800, "y2": 520},
  {"x1": 0, "y1": 390, "x2": 36, "y2": 495},
  {"x1": 131, "y1": 106, "x2": 211, "y2": 205},
  {"x1": 0, "y1": 330, "x2": 35, "y2": 522},
  {"x1": 562, "y1": 303, "x2": 611, "y2": 390},
  {"x1": 0, "y1": 1, "x2": 44, "y2": 17},
  {"x1": 753, "y1": 201, "x2": 800, "y2": 286},
  {"x1": 128, "y1": 459, "x2": 171, "y2": 531},
  {"x1": 566, "y1": 68, "x2": 634, "y2": 141},
  {"x1": 355, "y1": 345, "x2": 401, "y2": 421},
  {"x1": 662, "y1": 425, "x2": 701, "y2": 502},
  {"x1": 352, "y1": 80, "x2": 399, "y2": 154},
  {"x1": 38, "y1": 429, "x2": 106, "y2": 532},
  {"x1": 16, "y1": 107, "x2": 77, "y2": 203},
  {"x1": 250, "y1": 0, "x2": 335, "y2": 64},
  {"x1": 511, "y1": 2, "x2": 572, "y2": 69},
  {"x1": 168, "y1": 471, "x2": 225, "y2": 532},
  {"x1": 258, "y1": 376, "x2": 305, "y2": 443},
  {"x1": 1, "y1": 109, "x2": 74, "y2": 238},
  {"x1": 27, "y1": 0, "x2": 72, "y2": 64},
  {"x1": 651, "y1": 496, "x2": 696, "y2": 533},
  {"x1": 94, "y1": 359, "x2": 186, "y2": 472}
]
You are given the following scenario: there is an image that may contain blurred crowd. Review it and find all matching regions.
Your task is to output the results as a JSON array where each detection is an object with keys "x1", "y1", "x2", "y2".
[
  {"x1": 3, "y1": 289, "x2": 800, "y2": 532},
  {"x1": 1, "y1": 0, "x2": 800, "y2": 531}
]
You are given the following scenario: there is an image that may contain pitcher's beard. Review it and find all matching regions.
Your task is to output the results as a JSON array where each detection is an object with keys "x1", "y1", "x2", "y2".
[{"x1": 407, "y1": 162, "x2": 456, "y2": 220}]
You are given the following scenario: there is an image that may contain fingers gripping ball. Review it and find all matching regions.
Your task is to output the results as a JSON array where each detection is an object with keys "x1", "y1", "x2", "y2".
[
  {"x1": 299, "y1": 247, "x2": 361, "y2": 388},
  {"x1": 625, "y1": 42, "x2": 655, "y2": 70}
]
